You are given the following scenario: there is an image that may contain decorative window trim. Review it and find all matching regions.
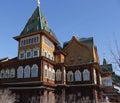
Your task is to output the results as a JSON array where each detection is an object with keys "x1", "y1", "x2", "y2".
[
  {"x1": 75, "y1": 70, "x2": 81, "y2": 81},
  {"x1": 20, "y1": 34, "x2": 40, "y2": 47},
  {"x1": 102, "y1": 77, "x2": 112, "y2": 86},
  {"x1": 44, "y1": 65, "x2": 48, "y2": 78},
  {"x1": 48, "y1": 67, "x2": 52, "y2": 79},
  {"x1": 0, "y1": 69, "x2": 5, "y2": 78},
  {"x1": 4, "y1": 69, "x2": 10, "y2": 78},
  {"x1": 24, "y1": 65, "x2": 30, "y2": 78},
  {"x1": 44, "y1": 36, "x2": 54, "y2": 49},
  {"x1": 67, "y1": 71, "x2": 74, "y2": 82},
  {"x1": 10, "y1": 68, "x2": 15, "y2": 78},
  {"x1": 52, "y1": 69, "x2": 55, "y2": 80},
  {"x1": 56, "y1": 69, "x2": 62, "y2": 81},
  {"x1": 43, "y1": 49, "x2": 47, "y2": 57},
  {"x1": 26, "y1": 49, "x2": 32, "y2": 59},
  {"x1": 17, "y1": 66, "x2": 23, "y2": 78},
  {"x1": 31, "y1": 64, "x2": 38, "y2": 77},
  {"x1": 19, "y1": 50, "x2": 25, "y2": 60},
  {"x1": 33, "y1": 48, "x2": 40, "y2": 57},
  {"x1": 83, "y1": 69, "x2": 90, "y2": 81}
]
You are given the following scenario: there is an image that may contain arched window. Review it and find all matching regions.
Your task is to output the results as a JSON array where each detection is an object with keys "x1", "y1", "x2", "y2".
[
  {"x1": 52, "y1": 69, "x2": 55, "y2": 80},
  {"x1": 0, "y1": 69, "x2": 4, "y2": 78},
  {"x1": 83, "y1": 69, "x2": 90, "y2": 81},
  {"x1": 75, "y1": 70, "x2": 81, "y2": 81},
  {"x1": 44, "y1": 65, "x2": 48, "y2": 78},
  {"x1": 24, "y1": 65, "x2": 30, "y2": 78},
  {"x1": 31, "y1": 64, "x2": 38, "y2": 77},
  {"x1": 48, "y1": 67, "x2": 52, "y2": 79},
  {"x1": 10, "y1": 68, "x2": 15, "y2": 78},
  {"x1": 17, "y1": 66, "x2": 23, "y2": 78},
  {"x1": 67, "y1": 71, "x2": 74, "y2": 82},
  {"x1": 4, "y1": 69, "x2": 10, "y2": 78},
  {"x1": 56, "y1": 69, "x2": 62, "y2": 81}
]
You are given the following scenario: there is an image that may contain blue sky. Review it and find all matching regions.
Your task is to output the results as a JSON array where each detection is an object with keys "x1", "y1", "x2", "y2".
[{"x1": 0, "y1": 0, "x2": 120, "y2": 73}]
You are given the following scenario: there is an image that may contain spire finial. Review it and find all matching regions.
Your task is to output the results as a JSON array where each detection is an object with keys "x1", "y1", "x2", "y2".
[{"x1": 37, "y1": 0, "x2": 40, "y2": 7}]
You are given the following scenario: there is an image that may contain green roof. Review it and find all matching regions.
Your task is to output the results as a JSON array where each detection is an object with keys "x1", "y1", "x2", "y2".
[
  {"x1": 63, "y1": 37, "x2": 94, "y2": 48},
  {"x1": 100, "y1": 64, "x2": 113, "y2": 73},
  {"x1": 113, "y1": 74, "x2": 120, "y2": 83},
  {"x1": 20, "y1": 6, "x2": 58, "y2": 41}
]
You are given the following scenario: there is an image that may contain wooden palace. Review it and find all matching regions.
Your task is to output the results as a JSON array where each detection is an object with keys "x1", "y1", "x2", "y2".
[{"x1": 0, "y1": 1, "x2": 119, "y2": 103}]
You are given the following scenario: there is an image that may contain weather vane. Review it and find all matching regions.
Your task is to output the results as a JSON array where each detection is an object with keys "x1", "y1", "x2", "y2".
[{"x1": 37, "y1": 0, "x2": 40, "y2": 7}]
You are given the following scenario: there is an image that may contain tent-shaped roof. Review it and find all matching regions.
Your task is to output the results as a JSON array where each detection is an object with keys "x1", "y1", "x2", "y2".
[{"x1": 16, "y1": 6, "x2": 58, "y2": 42}]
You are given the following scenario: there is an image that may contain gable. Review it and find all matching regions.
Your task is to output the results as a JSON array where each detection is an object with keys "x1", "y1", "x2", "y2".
[{"x1": 63, "y1": 37, "x2": 92, "y2": 65}]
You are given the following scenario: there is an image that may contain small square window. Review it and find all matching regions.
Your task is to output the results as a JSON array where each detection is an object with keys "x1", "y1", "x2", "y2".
[
  {"x1": 33, "y1": 50, "x2": 39, "y2": 57},
  {"x1": 20, "y1": 53, "x2": 24, "y2": 58},
  {"x1": 26, "y1": 52, "x2": 31, "y2": 58}
]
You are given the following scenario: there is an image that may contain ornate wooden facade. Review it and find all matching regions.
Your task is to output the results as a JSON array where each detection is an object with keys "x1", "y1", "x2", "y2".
[{"x1": 0, "y1": 3, "x2": 104, "y2": 103}]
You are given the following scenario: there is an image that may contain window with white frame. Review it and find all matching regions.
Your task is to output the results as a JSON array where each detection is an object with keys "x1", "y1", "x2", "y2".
[
  {"x1": 0, "y1": 69, "x2": 4, "y2": 78},
  {"x1": 48, "y1": 67, "x2": 52, "y2": 79},
  {"x1": 20, "y1": 34, "x2": 40, "y2": 47},
  {"x1": 56, "y1": 69, "x2": 62, "y2": 81},
  {"x1": 4, "y1": 69, "x2": 9, "y2": 78},
  {"x1": 102, "y1": 77, "x2": 112, "y2": 86},
  {"x1": 24, "y1": 65, "x2": 30, "y2": 78},
  {"x1": 44, "y1": 65, "x2": 48, "y2": 78},
  {"x1": 33, "y1": 48, "x2": 40, "y2": 57},
  {"x1": 75, "y1": 70, "x2": 81, "y2": 81},
  {"x1": 10, "y1": 68, "x2": 15, "y2": 78},
  {"x1": 83, "y1": 69, "x2": 90, "y2": 81},
  {"x1": 17, "y1": 66, "x2": 23, "y2": 78},
  {"x1": 43, "y1": 49, "x2": 47, "y2": 57},
  {"x1": 26, "y1": 49, "x2": 32, "y2": 59},
  {"x1": 19, "y1": 50, "x2": 25, "y2": 59},
  {"x1": 67, "y1": 71, "x2": 74, "y2": 82},
  {"x1": 31, "y1": 64, "x2": 38, "y2": 77},
  {"x1": 52, "y1": 69, "x2": 55, "y2": 80},
  {"x1": 44, "y1": 36, "x2": 54, "y2": 49}
]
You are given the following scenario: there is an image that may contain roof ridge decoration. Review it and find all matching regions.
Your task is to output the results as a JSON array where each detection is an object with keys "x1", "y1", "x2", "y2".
[
  {"x1": 19, "y1": 1, "x2": 58, "y2": 42},
  {"x1": 37, "y1": 0, "x2": 40, "y2": 7}
]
